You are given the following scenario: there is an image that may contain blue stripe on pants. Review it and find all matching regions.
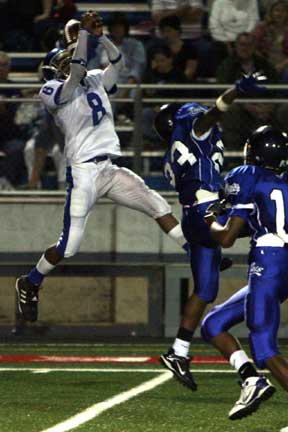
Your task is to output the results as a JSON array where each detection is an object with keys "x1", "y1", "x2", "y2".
[{"x1": 56, "y1": 166, "x2": 73, "y2": 257}]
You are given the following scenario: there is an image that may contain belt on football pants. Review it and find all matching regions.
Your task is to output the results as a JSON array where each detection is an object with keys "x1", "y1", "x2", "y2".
[{"x1": 83, "y1": 155, "x2": 108, "y2": 163}]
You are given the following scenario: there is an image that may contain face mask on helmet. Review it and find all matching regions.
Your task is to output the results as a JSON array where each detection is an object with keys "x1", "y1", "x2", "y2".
[
  {"x1": 244, "y1": 125, "x2": 288, "y2": 171},
  {"x1": 42, "y1": 48, "x2": 72, "y2": 81}
]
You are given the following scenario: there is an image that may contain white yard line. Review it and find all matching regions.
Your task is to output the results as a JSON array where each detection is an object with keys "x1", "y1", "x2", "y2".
[{"x1": 39, "y1": 372, "x2": 172, "y2": 432}]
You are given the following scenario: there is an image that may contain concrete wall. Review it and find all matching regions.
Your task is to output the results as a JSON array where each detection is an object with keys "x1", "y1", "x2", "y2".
[{"x1": 0, "y1": 197, "x2": 250, "y2": 255}]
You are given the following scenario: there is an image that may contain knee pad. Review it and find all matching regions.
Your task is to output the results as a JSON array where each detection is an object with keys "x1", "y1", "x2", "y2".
[
  {"x1": 70, "y1": 189, "x2": 90, "y2": 218},
  {"x1": 57, "y1": 216, "x2": 86, "y2": 258}
]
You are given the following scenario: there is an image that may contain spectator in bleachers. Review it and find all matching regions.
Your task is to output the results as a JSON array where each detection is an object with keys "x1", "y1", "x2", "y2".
[
  {"x1": 155, "y1": 15, "x2": 199, "y2": 81},
  {"x1": 209, "y1": 0, "x2": 259, "y2": 70},
  {"x1": 5, "y1": 0, "x2": 76, "y2": 51},
  {"x1": 142, "y1": 45, "x2": 186, "y2": 146},
  {"x1": 215, "y1": 32, "x2": 288, "y2": 151},
  {"x1": 216, "y1": 32, "x2": 278, "y2": 83},
  {"x1": 151, "y1": 0, "x2": 214, "y2": 77},
  {"x1": 24, "y1": 106, "x2": 65, "y2": 190},
  {"x1": 0, "y1": 52, "x2": 26, "y2": 188},
  {"x1": 151, "y1": 0, "x2": 204, "y2": 40},
  {"x1": 253, "y1": 1, "x2": 288, "y2": 82},
  {"x1": 88, "y1": 12, "x2": 146, "y2": 124}
]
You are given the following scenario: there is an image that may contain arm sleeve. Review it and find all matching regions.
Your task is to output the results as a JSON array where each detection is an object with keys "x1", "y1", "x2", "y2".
[
  {"x1": 224, "y1": 167, "x2": 256, "y2": 222},
  {"x1": 39, "y1": 80, "x2": 66, "y2": 110},
  {"x1": 99, "y1": 34, "x2": 125, "y2": 92},
  {"x1": 59, "y1": 29, "x2": 88, "y2": 103}
]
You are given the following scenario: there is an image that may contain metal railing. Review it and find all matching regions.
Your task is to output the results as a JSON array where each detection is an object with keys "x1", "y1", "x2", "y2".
[{"x1": 0, "y1": 82, "x2": 287, "y2": 193}]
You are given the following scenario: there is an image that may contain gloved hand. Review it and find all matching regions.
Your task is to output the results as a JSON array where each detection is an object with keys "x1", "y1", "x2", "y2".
[
  {"x1": 235, "y1": 72, "x2": 267, "y2": 96},
  {"x1": 204, "y1": 199, "x2": 227, "y2": 225}
]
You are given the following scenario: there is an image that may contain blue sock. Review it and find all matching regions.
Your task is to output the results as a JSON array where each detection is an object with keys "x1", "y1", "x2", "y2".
[{"x1": 28, "y1": 267, "x2": 44, "y2": 286}]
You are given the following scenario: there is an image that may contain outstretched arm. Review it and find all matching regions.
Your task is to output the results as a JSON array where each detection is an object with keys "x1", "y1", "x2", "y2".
[
  {"x1": 194, "y1": 73, "x2": 267, "y2": 137},
  {"x1": 60, "y1": 29, "x2": 88, "y2": 103},
  {"x1": 99, "y1": 35, "x2": 125, "y2": 92}
]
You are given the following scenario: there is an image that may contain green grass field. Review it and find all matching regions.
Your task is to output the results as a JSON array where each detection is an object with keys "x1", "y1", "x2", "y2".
[{"x1": 0, "y1": 343, "x2": 287, "y2": 432}]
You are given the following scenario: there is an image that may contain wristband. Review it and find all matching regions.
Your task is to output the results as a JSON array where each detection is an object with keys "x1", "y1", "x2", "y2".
[{"x1": 216, "y1": 96, "x2": 230, "y2": 112}]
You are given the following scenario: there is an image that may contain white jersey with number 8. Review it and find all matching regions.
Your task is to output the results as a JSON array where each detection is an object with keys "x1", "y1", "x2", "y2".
[{"x1": 39, "y1": 69, "x2": 121, "y2": 166}]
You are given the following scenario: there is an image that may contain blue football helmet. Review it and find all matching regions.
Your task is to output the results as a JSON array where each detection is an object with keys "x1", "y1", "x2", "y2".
[
  {"x1": 42, "y1": 48, "x2": 72, "y2": 81},
  {"x1": 244, "y1": 125, "x2": 288, "y2": 170},
  {"x1": 153, "y1": 103, "x2": 180, "y2": 142}
]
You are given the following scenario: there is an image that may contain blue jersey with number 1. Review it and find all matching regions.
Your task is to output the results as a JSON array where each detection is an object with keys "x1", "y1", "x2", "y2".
[
  {"x1": 225, "y1": 165, "x2": 288, "y2": 247},
  {"x1": 39, "y1": 69, "x2": 121, "y2": 166},
  {"x1": 163, "y1": 103, "x2": 224, "y2": 204}
]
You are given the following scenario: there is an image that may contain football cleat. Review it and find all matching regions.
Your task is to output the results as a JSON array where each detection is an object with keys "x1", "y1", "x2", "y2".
[
  {"x1": 15, "y1": 275, "x2": 40, "y2": 322},
  {"x1": 160, "y1": 349, "x2": 197, "y2": 391},
  {"x1": 229, "y1": 376, "x2": 275, "y2": 420}
]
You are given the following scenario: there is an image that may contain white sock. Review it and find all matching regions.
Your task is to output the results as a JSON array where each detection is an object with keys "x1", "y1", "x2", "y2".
[
  {"x1": 36, "y1": 254, "x2": 56, "y2": 275},
  {"x1": 173, "y1": 338, "x2": 190, "y2": 358},
  {"x1": 167, "y1": 224, "x2": 186, "y2": 248},
  {"x1": 229, "y1": 350, "x2": 250, "y2": 371}
]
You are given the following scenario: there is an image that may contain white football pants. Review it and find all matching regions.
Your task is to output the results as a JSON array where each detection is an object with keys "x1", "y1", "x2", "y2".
[{"x1": 56, "y1": 159, "x2": 171, "y2": 257}]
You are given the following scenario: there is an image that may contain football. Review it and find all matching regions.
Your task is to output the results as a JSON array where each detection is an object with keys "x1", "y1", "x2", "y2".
[{"x1": 64, "y1": 19, "x2": 81, "y2": 52}]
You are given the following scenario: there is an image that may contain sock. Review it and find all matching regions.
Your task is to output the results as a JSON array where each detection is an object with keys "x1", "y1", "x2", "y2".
[
  {"x1": 28, "y1": 255, "x2": 56, "y2": 286},
  {"x1": 172, "y1": 327, "x2": 194, "y2": 358},
  {"x1": 239, "y1": 362, "x2": 259, "y2": 382},
  {"x1": 230, "y1": 350, "x2": 258, "y2": 381},
  {"x1": 167, "y1": 225, "x2": 186, "y2": 248}
]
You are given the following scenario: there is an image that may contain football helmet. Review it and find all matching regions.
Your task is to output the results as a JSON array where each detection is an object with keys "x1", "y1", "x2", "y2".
[
  {"x1": 153, "y1": 103, "x2": 180, "y2": 142},
  {"x1": 42, "y1": 48, "x2": 72, "y2": 81},
  {"x1": 244, "y1": 125, "x2": 288, "y2": 170}
]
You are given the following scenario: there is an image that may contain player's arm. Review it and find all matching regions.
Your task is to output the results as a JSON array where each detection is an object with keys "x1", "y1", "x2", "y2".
[
  {"x1": 193, "y1": 73, "x2": 267, "y2": 137},
  {"x1": 205, "y1": 213, "x2": 246, "y2": 248},
  {"x1": 59, "y1": 11, "x2": 108, "y2": 103},
  {"x1": 58, "y1": 29, "x2": 88, "y2": 103},
  {"x1": 99, "y1": 35, "x2": 125, "y2": 92}
]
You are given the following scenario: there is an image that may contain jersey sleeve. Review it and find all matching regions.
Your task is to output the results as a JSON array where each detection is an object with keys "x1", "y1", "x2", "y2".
[
  {"x1": 86, "y1": 69, "x2": 117, "y2": 95},
  {"x1": 224, "y1": 165, "x2": 256, "y2": 222},
  {"x1": 39, "y1": 80, "x2": 66, "y2": 111}
]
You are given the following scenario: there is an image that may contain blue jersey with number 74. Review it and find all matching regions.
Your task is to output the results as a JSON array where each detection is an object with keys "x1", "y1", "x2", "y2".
[{"x1": 163, "y1": 103, "x2": 224, "y2": 205}]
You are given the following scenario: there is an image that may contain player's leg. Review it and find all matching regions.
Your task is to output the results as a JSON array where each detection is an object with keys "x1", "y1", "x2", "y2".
[
  {"x1": 160, "y1": 242, "x2": 221, "y2": 390},
  {"x1": 201, "y1": 285, "x2": 274, "y2": 420},
  {"x1": 105, "y1": 166, "x2": 188, "y2": 250},
  {"x1": 247, "y1": 247, "x2": 288, "y2": 392},
  {"x1": 16, "y1": 166, "x2": 93, "y2": 322}
]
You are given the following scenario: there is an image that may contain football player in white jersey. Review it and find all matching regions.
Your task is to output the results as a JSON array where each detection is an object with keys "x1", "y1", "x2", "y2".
[{"x1": 15, "y1": 11, "x2": 189, "y2": 322}]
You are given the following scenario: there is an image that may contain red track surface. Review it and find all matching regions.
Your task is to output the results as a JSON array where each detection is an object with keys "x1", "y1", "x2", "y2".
[{"x1": 0, "y1": 355, "x2": 228, "y2": 364}]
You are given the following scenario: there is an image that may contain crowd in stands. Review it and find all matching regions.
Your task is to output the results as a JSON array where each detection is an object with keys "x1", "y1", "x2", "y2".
[{"x1": 0, "y1": 0, "x2": 288, "y2": 189}]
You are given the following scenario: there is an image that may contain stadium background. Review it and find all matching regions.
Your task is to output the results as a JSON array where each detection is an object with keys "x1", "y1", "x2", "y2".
[{"x1": 0, "y1": 2, "x2": 288, "y2": 431}]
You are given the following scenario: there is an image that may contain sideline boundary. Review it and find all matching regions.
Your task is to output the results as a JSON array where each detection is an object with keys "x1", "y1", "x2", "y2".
[{"x1": 0, "y1": 355, "x2": 228, "y2": 364}]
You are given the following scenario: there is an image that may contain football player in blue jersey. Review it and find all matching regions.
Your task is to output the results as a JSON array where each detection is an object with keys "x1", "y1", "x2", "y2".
[
  {"x1": 203, "y1": 125, "x2": 288, "y2": 420},
  {"x1": 154, "y1": 72, "x2": 266, "y2": 390}
]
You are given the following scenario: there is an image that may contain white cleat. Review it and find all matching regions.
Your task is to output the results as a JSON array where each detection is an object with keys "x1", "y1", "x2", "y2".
[{"x1": 229, "y1": 376, "x2": 275, "y2": 420}]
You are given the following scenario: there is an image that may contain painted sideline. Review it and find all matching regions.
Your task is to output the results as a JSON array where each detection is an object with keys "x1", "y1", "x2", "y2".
[
  {"x1": 0, "y1": 355, "x2": 228, "y2": 364},
  {"x1": 40, "y1": 372, "x2": 172, "y2": 432}
]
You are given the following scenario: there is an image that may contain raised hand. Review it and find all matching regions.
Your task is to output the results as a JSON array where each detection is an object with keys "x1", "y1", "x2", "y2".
[
  {"x1": 81, "y1": 10, "x2": 103, "y2": 37},
  {"x1": 235, "y1": 72, "x2": 267, "y2": 96}
]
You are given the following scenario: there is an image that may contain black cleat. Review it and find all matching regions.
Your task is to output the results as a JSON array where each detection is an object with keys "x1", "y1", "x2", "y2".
[
  {"x1": 160, "y1": 349, "x2": 197, "y2": 391},
  {"x1": 15, "y1": 275, "x2": 39, "y2": 322},
  {"x1": 220, "y1": 257, "x2": 233, "y2": 272}
]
